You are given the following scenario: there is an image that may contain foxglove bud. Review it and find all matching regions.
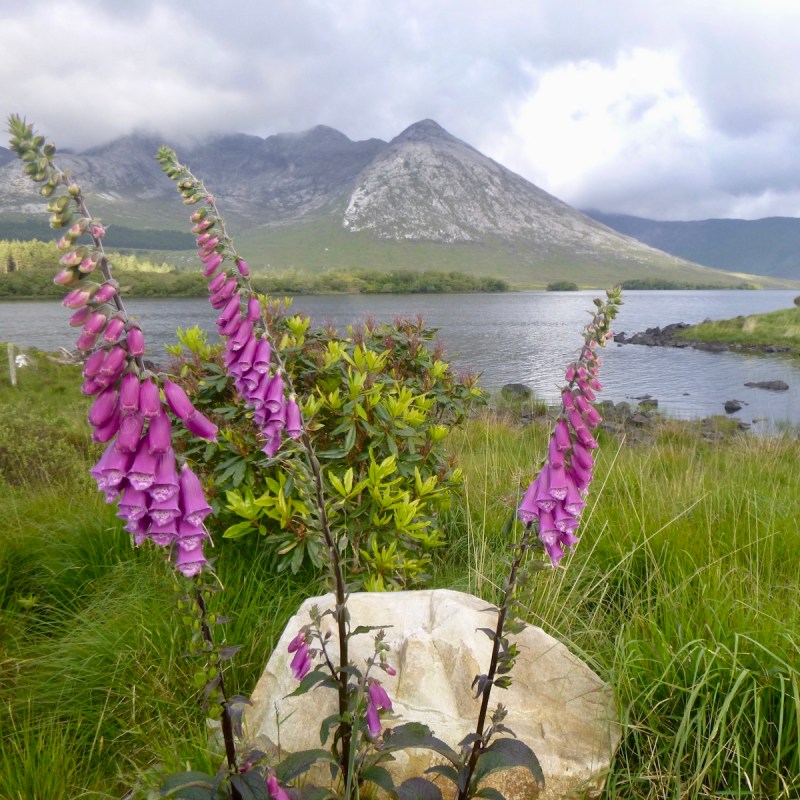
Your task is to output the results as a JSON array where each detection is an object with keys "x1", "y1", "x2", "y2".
[
  {"x1": 83, "y1": 348, "x2": 106, "y2": 379},
  {"x1": 82, "y1": 378, "x2": 103, "y2": 395},
  {"x1": 59, "y1": 248, "x2": 84, "y2": 267},
  {"x1": 246, "y1": 296, "x2": 261, "y2": 321},
  {"x1": 103, "y1": 317, "x2": 125, "y2": 343},
  {"x1": 163, "y1": 380, "x2": 195, "y2": 420},
  {"x1": 119, "y1": 373, "x2": 141, "y2": 413},
  {"x1": 207, "y1": 270, "x2": 227, "y2": 293},
  {"x1": 88, "y1": 387, "x2": 119, "y2": 427},
  {"x1": 138, "y1": 379, "x2": 162, "y2": 418},
  {"x1": 82, "y1": 311, "x2": 108, "y2": 336},
  {"x1": 78, "y1": 256, "x2": 98, "y2": 274},
  {"x1": 117, "y1": 412, "x2": 145, "y2": 452},
  {"x1": 54, "y1": 267, "x2": 80, "y2": 286},
  {"x1": 203, "y1": 253, "x2": 223, "y2": 277},
  {"x1": 126, "y1": 326, "x2": 145, "y2": 357},
  {"x1": 93, "y1": 283, "x2": 117, "y2": 304},
  {"x1": 209, "y1": 279, "x2": 238, "y2": 308},
  {"x1": 75, "y1": 331, "x2": 98, "y2": 351},
  {"x1": 184, "y1": 411, "x2": 218, "y2": 442},
  {"x1": 99, "y1": 346, "x2": 127, "y2": 379},
  {"x1": 63, "y1": 285, "x2": 96, "y2": 309},
  {"x1": 92, "y1": 407, "x2": 121, "y2": 442},
  {"x1": 69, "y1": 306, "x2": 93, "y2": 327}
]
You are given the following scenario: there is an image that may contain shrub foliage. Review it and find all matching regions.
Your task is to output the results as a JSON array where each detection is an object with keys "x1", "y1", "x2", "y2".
[{"x1": 168, "y1": 305, "x2": 484, "y2": 589}]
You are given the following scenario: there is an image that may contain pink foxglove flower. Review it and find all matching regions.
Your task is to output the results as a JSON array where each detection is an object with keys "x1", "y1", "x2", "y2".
[
  {"x1": 287, "y1": 629, "x2": 312, "y2": 680},
  {"x1": 518, "y1": 291, "x2": 620, "y2": 565},
  {"x1": 366, "y1": 680, "x2": 393, "y2": 738},
  {"x1": 266, "y1": 773, "x2": 290, "y2": 800},
  {"x1": 173, "y1": 544, "x2": 207, "y2": 578},
  {"x1": 179, "y1": 464, "x2": 212, "y2": 527}
]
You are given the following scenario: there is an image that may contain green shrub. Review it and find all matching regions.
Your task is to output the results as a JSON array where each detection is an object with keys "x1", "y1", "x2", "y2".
[
  {"x1": 168, "y1": 307, "x2": 484, "y2": 589},
  {"x1": 545, "y1": 280, "x2": 579, "y2": 291}
]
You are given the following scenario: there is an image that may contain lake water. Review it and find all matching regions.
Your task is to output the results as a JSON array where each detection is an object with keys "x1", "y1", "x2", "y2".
[{"x1": 2, "y1": 290, "x2": 799, "y2": 428}]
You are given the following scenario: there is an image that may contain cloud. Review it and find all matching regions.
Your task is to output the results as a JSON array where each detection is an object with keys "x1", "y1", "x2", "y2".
[{"x1": 1, "y1": 0, "x2": 799, "y2": 219}]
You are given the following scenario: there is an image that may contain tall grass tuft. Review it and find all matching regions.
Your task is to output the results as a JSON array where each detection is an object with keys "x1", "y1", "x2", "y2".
[{"x1": 440, "y1": 414, "x2": 800, "y2": 799}]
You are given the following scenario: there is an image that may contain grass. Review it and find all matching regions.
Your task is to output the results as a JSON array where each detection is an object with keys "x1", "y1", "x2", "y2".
[
  {"x1": 439, "y1": 416, "x2": 800, "y2": 798},
  {"x1": 677, "y1": 306, "x2": 800, "y2": 352},
  {"x1": 0, "y1": 359, "x2": 799, "y2": 798}
]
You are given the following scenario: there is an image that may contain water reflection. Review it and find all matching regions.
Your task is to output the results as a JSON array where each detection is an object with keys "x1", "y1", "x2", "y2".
[{"x1": 2, "y1": 290, "x2": 799, "y2": 426}]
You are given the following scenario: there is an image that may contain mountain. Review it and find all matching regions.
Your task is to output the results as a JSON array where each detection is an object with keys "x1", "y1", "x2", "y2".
[
  {"x1": 586, "y1": 211, "x2": 800, "y2": 280},
  {"x1": 0, "y1": 120, "x2": 783, "y2": 288}
]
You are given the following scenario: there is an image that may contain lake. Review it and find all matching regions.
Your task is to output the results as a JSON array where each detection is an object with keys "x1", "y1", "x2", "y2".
[{"x1": 2, "y1": 290, "x2": 799, "y2": 428}]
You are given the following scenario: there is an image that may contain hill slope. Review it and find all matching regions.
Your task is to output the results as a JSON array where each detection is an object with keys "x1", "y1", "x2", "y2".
[
  {"x1": 0, "y1": 121, "x2": 781, "y2": 287},
  {"x1": 586, "y1": 211, "x2": 800, "y2": 280}
]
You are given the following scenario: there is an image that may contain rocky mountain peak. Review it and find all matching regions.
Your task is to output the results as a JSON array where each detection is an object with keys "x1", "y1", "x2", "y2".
[{"x1": 391, "y1": 119, "x2": 459, "y2": 145}]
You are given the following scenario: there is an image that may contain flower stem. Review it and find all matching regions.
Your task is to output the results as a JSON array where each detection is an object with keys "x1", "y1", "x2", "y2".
[
  {"x1": 458, "y1": 527, "x2": 534, "y2": 800},
  {"x1": 194, "y1": 586, "x2": 242, "y2": 800}
]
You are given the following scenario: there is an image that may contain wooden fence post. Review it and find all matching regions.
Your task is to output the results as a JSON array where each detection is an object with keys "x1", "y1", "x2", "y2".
[{"x1": 7, "y1": 342, "x2": 16, "y2": 387}]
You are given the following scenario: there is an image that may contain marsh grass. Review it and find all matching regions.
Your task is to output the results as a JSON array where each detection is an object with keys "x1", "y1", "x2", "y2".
[
  {"x1": 0, "y1": 348, "x2": 96, "y2": 488},
  {"x1": 678, "y1": 306, "x2": 800, "y2": 351},
  {"x1": 1, "y1": 367, "x2": 798, "y2": 798},
  {"x1": 440, "y1": 415, "x2": 800, "y2": 798}
]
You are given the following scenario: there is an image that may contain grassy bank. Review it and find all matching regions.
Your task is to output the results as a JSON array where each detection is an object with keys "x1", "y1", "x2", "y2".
[
  {"x1": 1, "y1": 357, "x2": 798, "y2": 798},
  {"x1": 677, "y1": 305, "x2": 800, "y2": 352}
]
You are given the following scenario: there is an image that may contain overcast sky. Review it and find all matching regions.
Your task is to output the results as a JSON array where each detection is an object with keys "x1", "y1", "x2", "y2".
[{"x1": 2, "y1": 0, "x2": 799, "y2": 221}]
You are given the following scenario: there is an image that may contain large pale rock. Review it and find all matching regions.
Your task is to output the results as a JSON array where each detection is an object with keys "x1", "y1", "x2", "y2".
[{"x1": 246, "y1": 589, "x2": 619, "y2": 799}]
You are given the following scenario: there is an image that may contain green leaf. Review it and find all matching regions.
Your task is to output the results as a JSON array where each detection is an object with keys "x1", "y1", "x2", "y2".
[
  {"x1": 360, "y1": 765, "x2": 396, "y2": 794},
  {"x1": 230, "y1": 771, "x2": 269, "y2": 800},
  {"x1": 382, "y1": 722, "x2": 459, "y2": 765},
  {"x1": 159, "y1": 772, "x2": 216, "y2": 799},
  {"x1": 424, "y1": 763, "x2": 460, "y2": 785},
  {"x1": 276, "y1": 748, "x2": 335, "y2": 784},
  {"x1": 318, "y1": 712, "x2": 341, "y2": 746},
  {"x1": 343, "y1": 424, "x2": 357, "y2": 454},
  {"x1": 472, "y1": 738, "x2": 544, "y2": 789},
  {"x1": 286, "y1": 669, "x2": 334, "y2": 698},
  {"x1": 223, "y1": 521, "x2": 256, "y2": 539},
  {"x1": 396, "y1": 777, "x2": 444, "y2": 800}
]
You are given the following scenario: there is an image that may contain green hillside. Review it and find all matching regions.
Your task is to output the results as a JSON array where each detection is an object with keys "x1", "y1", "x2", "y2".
[
  {"x1": 232, "y1": 216, "x2": 793, "y2": 289},
  {"x1": 2, "y1": 210, "x2": 796, "y2": 291}
]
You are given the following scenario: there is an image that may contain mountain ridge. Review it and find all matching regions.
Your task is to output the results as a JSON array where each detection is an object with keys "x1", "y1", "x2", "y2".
[
  {"x1": 0, "y1": 120, "x2": 785, "y2": 287},
  {"x1": 585, "y1": 210, "x2": 800, "y2": 279}
]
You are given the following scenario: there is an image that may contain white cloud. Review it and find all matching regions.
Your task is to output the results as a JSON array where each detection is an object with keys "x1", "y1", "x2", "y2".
[
  {"x1": 486, "y1": 50, "x2": 707, "y2": 201},
  {"x1": 1, "y1": 0, "x2": 799, "y2": 219}
]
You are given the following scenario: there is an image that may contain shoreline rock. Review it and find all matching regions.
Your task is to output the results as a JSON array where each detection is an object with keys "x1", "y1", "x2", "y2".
[
  {"x1": 487, "y1": 399, "x2": 753, "y2": 441},
  {"x1": 614, "y1": 325, "x2": 795, "y2": 355},
  {"x1": 744, "y1": 380, "x2": 789, "y2": 391}
]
